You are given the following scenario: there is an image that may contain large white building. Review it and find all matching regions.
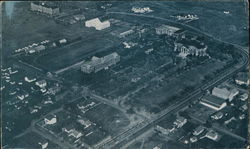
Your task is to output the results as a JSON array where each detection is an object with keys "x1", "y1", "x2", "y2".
[
  {"x1": 212, "y1": 87, "x2": 239, "y2": 101},
  {"x1": 200, "y1": 94, "x2": 227, "y2": 111},
  {"x1": 81, "y1": 52, "x2": 120, "y2": 73},
  {"x1": 85, "y1": 18, "x2": 110, "y2": 30}
]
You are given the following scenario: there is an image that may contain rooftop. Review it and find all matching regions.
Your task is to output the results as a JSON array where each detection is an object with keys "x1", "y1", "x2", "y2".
[
  {"x1": 32, "y1": 2, "x2": 58, "y2": 9},
  {"x1": 63, "y1": 124, "x2": 75, "y2": 132},
  {"x1": 212, "y1": 87, "x2": 230, "y2": 99},
  {"x1": 201, "y1": 94, "x2": 226, "y2": 108},
  {"x1": 156, "y1": 25, "x2": 180, "y2": 32},
  {"x1": 82, "y1": 52, "x2": 119, "y2": 67}
]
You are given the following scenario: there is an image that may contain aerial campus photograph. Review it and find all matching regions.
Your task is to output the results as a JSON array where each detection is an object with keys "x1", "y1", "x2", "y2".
[{"x1": 0, "y1": 1, "x2": 249, "y2": 149}]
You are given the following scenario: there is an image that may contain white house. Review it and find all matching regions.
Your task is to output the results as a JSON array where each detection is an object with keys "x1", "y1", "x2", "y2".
[
  {"x1": 44, "y1": 115, "x2": 57, "y2": 125},
  {"x1": 205, "y1": 130, "x2": 219, "y2": 141},
  {"x1": 235, "y1": 72, "x2": 249, "y2": 86},
  {"x1": 36, "y1": 80, "x2": 47, "y2": 88},
  {"x1": 24, "y1": 76, "x2": 36, "y2": 83}
]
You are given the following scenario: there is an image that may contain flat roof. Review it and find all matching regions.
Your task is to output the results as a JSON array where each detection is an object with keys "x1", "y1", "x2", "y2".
[{"x1": 157, "y1": 25, "x2": 180, "y2": 32}]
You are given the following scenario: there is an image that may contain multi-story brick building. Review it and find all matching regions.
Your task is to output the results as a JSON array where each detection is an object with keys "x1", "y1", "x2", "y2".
[
  {"x1": 81, "y1": 52, "x2": 120, "y2": 73},
  {"x1": 31, "y1": 2, "x2": 59, "y2": 16}
]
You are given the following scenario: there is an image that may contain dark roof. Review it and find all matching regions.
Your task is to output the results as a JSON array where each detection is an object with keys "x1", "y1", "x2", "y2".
[{"x1": 201, "y1": 94, "x2": 226, "y2": 108}]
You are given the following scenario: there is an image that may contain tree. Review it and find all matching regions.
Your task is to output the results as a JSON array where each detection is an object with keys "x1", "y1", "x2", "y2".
[{"x1": 126, "y1": 108, "x2": 135, "y2": 114}]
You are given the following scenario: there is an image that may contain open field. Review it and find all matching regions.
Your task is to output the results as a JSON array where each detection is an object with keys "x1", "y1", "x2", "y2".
[
  {"x1": 84, "y1": 103, "x2": 131, "y2": 136},
  {"x1": 108, "y1": 1, "x2": 248, "y2": 46}
]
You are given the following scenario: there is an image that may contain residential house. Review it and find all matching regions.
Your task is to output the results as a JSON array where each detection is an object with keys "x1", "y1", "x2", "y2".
[
  {"x1": 240, "y1": 93, "x2": 248, "y2": 101},
  {"x1": 205, "y1": 129, "x2": 219, "y2": 141},
  {"x1": 44, "y1": 115, "x2": 57, "y2": 125},
  {"x1": 36, "y1": 80, "x2": 47, "y2": 88},
  {"x1": 235, "y1": 72, "x2": 249, "y2": 86},
  {"x1": 68, "y1": 129, "x2": 83, "y2": 139},
  {"x1": 211, "y1": 112, "x2": 223, "y2": 120},
  {"x1": 81, "y1": 52, "x2": 120, "y2": 73},
  {"x1": 24, "y1": 76, "x2": 36, "y2": 83},
  {"x1": 62, "y1": 125, "x2": 75, "y2": 134},
  {"x1": 193, "y1": 125, "x2": 205, "y2": 136},
  {"x1": 38, "y1": 140, "x2": 49, "y2": 149},
  {"x1": 174, "y1": 116, "x2": 187, "y2": 128}
]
